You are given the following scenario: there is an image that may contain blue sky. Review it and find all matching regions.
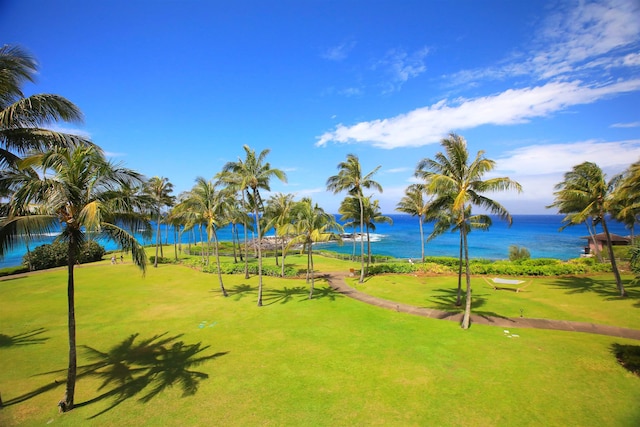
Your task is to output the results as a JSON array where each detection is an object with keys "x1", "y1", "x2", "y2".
[{"x1": 2, "y1": 0, "x2": 639, "y2": 214}]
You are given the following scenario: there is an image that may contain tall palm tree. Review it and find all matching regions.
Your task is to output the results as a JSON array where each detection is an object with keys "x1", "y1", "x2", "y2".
[
  {"x1": 265, "y1": 192, "x2": 295, "y2": 277},
  {"x1": 362, "y1": 196, "x2": 393, "y2": 266},
  {"x1": 0, "y1": 145, "x2": 149, "y2": 411},
  {"x1": 548, "y1": 161, "x2": 626, "y2": 297},
  {"x1": 220, "y1": 145, "x2": 286, "y2": 306},
  {"x1": 326, "y1": 154, "x2": 382, "y2": 283},
  {"x1": 144, "y1": 176, "x2": 175, "y2": 267},
  {"x1": 177, "y1": 177, "x2": 231, "y2": 297},
  {"x1": 0, "y1": 45, "x2": 91, "y2": 169},
  {"x1": 396, "y1": 183, "x2": 430, "y2": 262},
  {"x1": 284, "y1": 198, "x2": 342, "y2": 299},
  {"x1": 416, "y1": 133, "x2": 521, "y2": 329},
  {"x1": 338, "y1": 196, "x2": 361, "y2": 261}
]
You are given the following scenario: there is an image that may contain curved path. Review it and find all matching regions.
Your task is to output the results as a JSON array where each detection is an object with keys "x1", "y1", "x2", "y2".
[{"x1": 321, "y1": 272, "x2": 640, "y2": 341}]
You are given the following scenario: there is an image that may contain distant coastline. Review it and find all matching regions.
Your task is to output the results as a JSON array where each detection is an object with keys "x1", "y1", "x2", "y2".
[{"x1": 0, "y1": 214, "x2": 631, "y2": 269}]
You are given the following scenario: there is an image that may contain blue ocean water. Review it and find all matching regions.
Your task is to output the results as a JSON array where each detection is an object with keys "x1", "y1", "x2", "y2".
[{"x1": 0, "y1": 215, "x2": 631, "y2": 268}]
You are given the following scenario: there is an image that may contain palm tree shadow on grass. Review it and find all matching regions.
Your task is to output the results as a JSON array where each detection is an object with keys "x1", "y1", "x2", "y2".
[
  {"x1": 428, "y1": 287, "x2": 512, "y2": 321},
  {"x1": 3, "y1": 333, "x2": 227, "y2": 419},
  {"x1": 0, "y1": 328, "x2": 48, "y2": 348},
  {"x1": 550, "y1": 276, "x2": 640, "y2": 303},
  {"x1": 224, "y1": 283, "x2": 257, "y2": 300}
]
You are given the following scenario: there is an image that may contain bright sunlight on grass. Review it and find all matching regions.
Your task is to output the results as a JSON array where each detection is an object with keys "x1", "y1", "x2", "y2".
[{"x1": 1, "y1": 252, "x2": 639, "y2": 426}]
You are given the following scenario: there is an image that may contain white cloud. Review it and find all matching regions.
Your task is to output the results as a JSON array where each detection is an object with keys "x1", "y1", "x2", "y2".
[
  {"x1": 448, "y1": 0, "x2": 640, "y2": 86},
  {"x1": 611, "y1": 121, "x2": 640, "y2": 128},
  {"x1": 317, "y1": 79, "x2": 640, "y2": 148},
  {"x1": 489, "y1": 139, "x2": 640, "y2": 207},
  {"x1": 375, "y1": 47, "x2": 429, "y2": 92},
  {"x1": 321, "y1": 41, "x2": 357, "y2": 61}
]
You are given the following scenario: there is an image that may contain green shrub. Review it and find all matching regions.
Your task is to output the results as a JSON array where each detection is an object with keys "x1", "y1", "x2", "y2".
[
  {"x1": 24, "y1": 240, "x2": 105, "y2": 271},
  {"x1": 149, "y1": 256, "x2": 172, "y2": 264},
  {"x1": 509, "y1": 245, "x2": 531, "y2": 261}
]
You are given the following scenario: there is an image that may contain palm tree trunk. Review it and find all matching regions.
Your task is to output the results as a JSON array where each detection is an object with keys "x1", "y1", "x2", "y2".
[
  {"x1": 255, "y1": 193, "x2": 264, "y2": 307},
  {"x1": 366, "y1": 225, "x2": 372, "y2": 268},
  {"x1": 154, "y1": 213, "x2": 161, "y2": 267},
  {"x1": 243, "y1": 220, "x2": 249, "y2": 279},
  {"x1": 419, "y1": 216, "x2": 425, "y2": 263},
  {"x1": 351, "y1": 224, "x2": 356, "y2": 261},
  {"x1": 213, "y1": 229, "x2": 228, "y2": 297},
  {"x1": 281, "y1": 237, "x2": 286, "y2": 278},
  {"x1": 461, "y1": 228, "x2": 472, "y2": 330},
  {"x1": 602, "y1": 218, "x2": 626, "y2": 296},
  {"x1": 586, "y1": 218, "x2": 603, "y2": 262},
  {"x1": 308, "y1": 243, "x2": 315, "y2": 299},
  {"x1": 456, "y1": 229, "x2": 463, "y2": 306},
  {"x1": 275, "y1": 228, "x2": 280, "y2": 266},
  {"x1": 61, "y1": 243, "x2": 77, "y2": 411},
  {"x1": 358, "y1": 196, "x2": 365, "y2": 283}
]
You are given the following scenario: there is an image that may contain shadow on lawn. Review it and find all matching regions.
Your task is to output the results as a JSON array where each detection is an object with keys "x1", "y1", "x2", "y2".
[
  {"x1": 3, "y1": 332, "x2": 227, "y2": 419},
  {"x1": 550, "y1": 276, "x2": 639, "y2": 303},
  {"x1": 262, "y1": 281, "x2": 343, "y2": 305},
  {"x1": 428, "y1": 287, "x2": 513, "y2": 321},
  {"x1": 0, "y1": 328, "x2": 48, "y2": 348}
]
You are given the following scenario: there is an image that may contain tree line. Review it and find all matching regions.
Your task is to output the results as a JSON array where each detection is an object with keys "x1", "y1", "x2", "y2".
[{"x1": 1, "y1": 45, "x2": 638, "y2": 412}]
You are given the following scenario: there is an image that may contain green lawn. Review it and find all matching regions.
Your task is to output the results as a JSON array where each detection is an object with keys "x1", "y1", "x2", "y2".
[{"x1": 1, "y1": 252, "x2": 639, "y2": 426}]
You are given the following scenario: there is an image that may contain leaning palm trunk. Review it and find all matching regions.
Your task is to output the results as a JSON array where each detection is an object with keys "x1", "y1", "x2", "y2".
[
  {"x1": 602, "y1": 218, "x2": 626, "y2": 296},
  {"x1": 281, "y1": 236, "x2": 287, "y2": 277},
  {"x1": 61, "y1": 241, "x2": 77, "y2": 411},
  {"x1": 586, "y1": 219, "x2": 603, "y2": 262},
  {"x1": 418, "y1": 216, "x2": 425, "y2": 263},
  {"x1": 461, "y1": 229, "x2": 472, "y2": 330}
]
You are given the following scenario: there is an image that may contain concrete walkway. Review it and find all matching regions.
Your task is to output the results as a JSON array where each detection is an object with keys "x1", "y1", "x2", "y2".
[{"x1": 322, "y1": 272, "x2": 640, "y2": 341}]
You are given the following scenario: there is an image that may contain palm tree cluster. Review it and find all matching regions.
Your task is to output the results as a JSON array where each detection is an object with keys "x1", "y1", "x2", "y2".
[{"x1": 548, "y1": 160, "x2": 640, "y2": 297}]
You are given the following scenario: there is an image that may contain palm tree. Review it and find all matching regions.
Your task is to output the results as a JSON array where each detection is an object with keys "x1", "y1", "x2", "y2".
[
  {"x1": 548, "y1": 161, "x2": 626, "y2": 297},
  {"x1": 326, "y1": 154, "x2": 382, "y2": 283},
  {"x1": 220, "y1": 145, "x2": 286, "y2": 306},
  {"x1": 338, "y1": 196, "x2": 361, "y2": 261},
  {"x1": 177, "y1": 177, "x2": 231, "y2": 297},
  {"x1": 362, "y1": 196, "x2": 393, "y2": 266},
  {"x1": 265, "y1": 192, "x2": 295, "y2": 277},
  {"x1": 144, "y1": 176, "x2": 175, "y2": 267},
  {"x1": 0, "y1": 145, "x2": 149, "y2": 411},
  {"x1": 611, "y1": 160, "x2": 640, "y2": 243},
  {"x1": 284, "y1": 198, "x2": 342, "y2": 299},
  {"x1": 396, "y1": 183, "x2": 430, "y2": 262},
  {"x1": 416, "y1": 133, "x2": 521, "y2": 329},
  {"x1": 0, "y1": 45, "x2": 91, "y2": 169}
]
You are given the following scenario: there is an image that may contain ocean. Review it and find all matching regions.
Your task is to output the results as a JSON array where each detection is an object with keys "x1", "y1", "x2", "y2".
[{"x1": 0, "y1": 214, "x2": 631, "y2": 268}]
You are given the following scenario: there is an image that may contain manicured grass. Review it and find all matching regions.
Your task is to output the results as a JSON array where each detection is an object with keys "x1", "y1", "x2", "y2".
[
  {"x1": 1, "y1": 252, "x2": 639, "y2": 426},
  {"x1": 352, "y1": 272, "x2": 640, "y2": 329}
]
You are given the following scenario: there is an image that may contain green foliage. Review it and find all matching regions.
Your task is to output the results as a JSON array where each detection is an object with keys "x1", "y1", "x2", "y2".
[
  {"x1": 367, "y1": 256, "x2": 613, "y2": 277},
  {"x1": 149, "y1": 256, "x2": 172, "y2": 265},
  {"x1": 508, "y1": 245, "x2": 531, "y2": 261},
  {"x1": 23, "y1": 240, "x2": 106, "y2": 271},
  {"x1": 611, "y1": 344, "x2": 640, "y2": 376},
  {"x1": 631, "y1": 242, "x2": 640, "y2": 275},
  {"x1": 187, "y1": 259, "x2": 299, "y2": 277}
]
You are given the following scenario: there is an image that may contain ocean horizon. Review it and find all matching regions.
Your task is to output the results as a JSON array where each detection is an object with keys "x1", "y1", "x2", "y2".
[{"x1": 0, "y1": 214, "x2": 632, "y2": 269}]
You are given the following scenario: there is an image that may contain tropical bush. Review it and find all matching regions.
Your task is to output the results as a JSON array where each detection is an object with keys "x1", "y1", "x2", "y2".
[
  {"x1": 509, "y1": 245, "x2": 531, "y2": 261},
  {"x1": 23, "y1": 240, "x2": 105, "y2": 271}
]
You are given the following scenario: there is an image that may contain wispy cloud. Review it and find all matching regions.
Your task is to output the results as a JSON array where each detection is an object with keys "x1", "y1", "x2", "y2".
[
  {"x1": 611, "y1": 121, "x2": 640, "y2": 128},
  {"x1": 321, "y1": 41, "x2": 357, "y2": 61},
  {"x1": 448, "y1": 0, "x2": 640, "y2": 86},
  {"x1": 374, "y1": 47, "x2": 429, "y2": 92},
  {"x1": 317, "y1": 79, "x2": 640, "y2": 148},
  {"x1": 490, "y1": 139, "x2": 640, "y2": 202}
]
